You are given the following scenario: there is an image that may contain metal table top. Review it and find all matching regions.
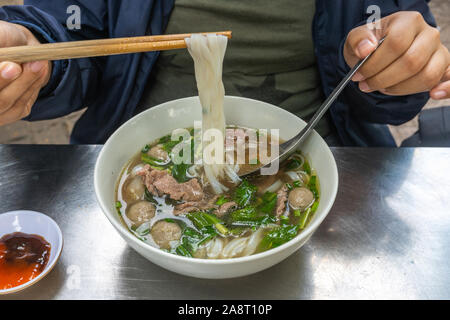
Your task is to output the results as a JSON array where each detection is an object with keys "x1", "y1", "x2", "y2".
[{"x1": 0, "y1": 145, "x2": 449, "y2": 300}]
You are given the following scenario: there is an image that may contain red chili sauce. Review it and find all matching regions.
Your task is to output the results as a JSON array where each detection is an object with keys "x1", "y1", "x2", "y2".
[{"x1": 0, "y1": 232, "x2": 51, "y2": 290}]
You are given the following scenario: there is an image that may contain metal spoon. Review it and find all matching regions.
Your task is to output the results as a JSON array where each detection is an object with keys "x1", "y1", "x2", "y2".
[{"x1": 241, "y1": 38, "x2": 385, "y2": 177}]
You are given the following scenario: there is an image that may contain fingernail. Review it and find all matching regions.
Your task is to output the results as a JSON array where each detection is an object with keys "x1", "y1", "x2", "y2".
[
  {"x1": 359, "y1": 81, "x2": 371, "y2": 92},
  {"x1": 433, "y1": 90, "x2": 447, "y2": 99},
  {"x1": 357, "y1": 39, "x2": 376, "y2": 58},
  {"x1": 1, "y1": 63, "x2": 20, "y2": 80},
  {"x1": 30, "y1": 61, "x2": 45, "y2": 73},
  {"x1": 352, "y1": 72, "x2": 365, "y2": 82}
]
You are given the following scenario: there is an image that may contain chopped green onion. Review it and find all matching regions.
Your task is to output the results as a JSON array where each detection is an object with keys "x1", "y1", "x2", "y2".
[
  {"x1": 286, "y1": 159, "x2": 302, "y2": 170},
  {"x1": 303, "y1": 161, "x2": 312, "y2": 175},
  {"x1": 115, "y1": 201, "x2": 122, "y2": 209},
  {"x1": 298, "y1": 208, "x2": 311, "y2": 229},
  {"x1": 144, "y1": 188, "x2": 157, "y2": 204},
  {"x1": 141, "y1": 153, "x2": 167, "y2": 167},
  {"x1": 293, "y1": 209, "x2": 301, "y2": 217},
  {"x1": 141, "y1": 144, "x2": 150, "y2": 153},
  {"x1": 292, "y1": 180, "x2": 301, "y2": 188},
  {"x1": 175, "y1": 245, "x2": 192, "y2": 257},
  {"x1": 310, "y1": 200, "x2": 319, "y2": 213},
  {"x1": 280, "y1": 215, "x2": 290, "y2": 225},
  {"x1": 308, "y1": 175, "x2": 319, "y2": 198}
]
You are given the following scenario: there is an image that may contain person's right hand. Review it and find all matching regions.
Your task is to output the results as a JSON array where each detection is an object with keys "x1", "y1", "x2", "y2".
[{"x1": 0, "y1": 21, "x2": 51, "y2": 126}]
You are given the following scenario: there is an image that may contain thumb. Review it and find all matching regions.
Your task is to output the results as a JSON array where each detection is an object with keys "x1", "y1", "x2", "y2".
[
  {"x1": 0, "y1": 21, "x2": 29, "y2": 48},
  {"x1": 344, "y1": 25, "x2": 380, "y2": 67}
]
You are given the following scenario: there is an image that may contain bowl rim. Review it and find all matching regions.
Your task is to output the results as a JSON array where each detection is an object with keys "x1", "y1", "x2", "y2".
[
  {"x1": 0, "y1": 210, "x2": 64, "y2": 295},
  {"x1": 94, "y1": 95, "x2": 338, "y2": 265}
]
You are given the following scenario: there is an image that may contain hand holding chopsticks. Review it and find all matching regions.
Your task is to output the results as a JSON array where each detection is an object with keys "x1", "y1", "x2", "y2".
[{"x1": 0, "y1": 31, "x2": 232, "y2": 64}]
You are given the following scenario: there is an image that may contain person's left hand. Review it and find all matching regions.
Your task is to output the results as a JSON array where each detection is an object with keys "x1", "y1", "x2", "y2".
[{"x1": 343, "y1": 11, "x2": 450, "y2": 100}]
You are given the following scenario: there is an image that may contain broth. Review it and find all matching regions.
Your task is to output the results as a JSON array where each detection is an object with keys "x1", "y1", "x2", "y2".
[{"x1": 115, "y1": 127, "x2": 319, "y2": 259}]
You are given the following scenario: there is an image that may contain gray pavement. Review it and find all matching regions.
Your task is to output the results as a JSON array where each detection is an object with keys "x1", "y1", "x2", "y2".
[{"x1": 0, "y1": 0, "x2": 449, "y2": 145}]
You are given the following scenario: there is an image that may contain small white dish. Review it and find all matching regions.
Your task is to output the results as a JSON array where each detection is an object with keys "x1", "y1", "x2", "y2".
[{"x1": 0, "y1": 210, "x2": 63, "y2": 295}]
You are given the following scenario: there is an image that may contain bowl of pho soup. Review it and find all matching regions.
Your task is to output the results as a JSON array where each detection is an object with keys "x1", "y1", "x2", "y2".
[{"x1": 94, "y1": 35, "x2": 338, "y2": 279}]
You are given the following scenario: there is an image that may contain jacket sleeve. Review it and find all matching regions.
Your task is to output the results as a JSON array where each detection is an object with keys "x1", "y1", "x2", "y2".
[
  {"x1": 334, "y1": 0, "x2": 436, "y2": 126},
  {"x1": 0, "y1": 1, "x2": 108, "y2": 120}
]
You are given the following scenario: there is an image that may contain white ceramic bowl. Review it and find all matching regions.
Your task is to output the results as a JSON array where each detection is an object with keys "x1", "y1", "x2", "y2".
[
  {"x1": 0, "y1": 210, "x2": 63, "y2": 294},
  {"x1": 94, "y1": 96, "x2": 338, "y2": 279}
]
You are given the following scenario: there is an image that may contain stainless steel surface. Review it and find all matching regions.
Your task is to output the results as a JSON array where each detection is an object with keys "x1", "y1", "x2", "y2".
[
  {"x1": 0, "y1": 145, "x2": 449, "y2": 299},
  {"x1": 242, "y1": 39, "x2": 386, "y2": 178}
]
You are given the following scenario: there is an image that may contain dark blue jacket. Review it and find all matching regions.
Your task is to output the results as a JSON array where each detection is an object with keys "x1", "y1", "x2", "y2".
[{"x1": 0, "y1": 0, "x2": 436, "y2": 146}]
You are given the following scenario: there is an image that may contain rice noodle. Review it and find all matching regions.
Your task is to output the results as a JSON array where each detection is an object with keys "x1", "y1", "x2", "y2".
[
  {"x1": 291, "y1": 153, "x2": 305, "y2": 167},
  {"x1": 221, "y1": 237, "x2": 249, "y2": 259},
  {"x1": 285, "y1": 171, "x2": 300, "y2": 182},
  {"x1": 131, "y1": 164, "x2": 145, "y2": 176},
  {"x1": 264, "y1": 179, "x2": 283, "y2": 193},
  {"x1": 186, "y1": 34, "x2": 241, "y2": 194},
  {"x1": 242, "y1": 229, "x2": 265, "y2": 257},
  {"x1": 205, "y1": 237, "x2": 224, "y2": 259}
]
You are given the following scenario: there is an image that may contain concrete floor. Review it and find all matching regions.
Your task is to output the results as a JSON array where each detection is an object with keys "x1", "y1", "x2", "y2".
[{"x1": 0, "y1": 0, "x2": 449, "y2": 145}]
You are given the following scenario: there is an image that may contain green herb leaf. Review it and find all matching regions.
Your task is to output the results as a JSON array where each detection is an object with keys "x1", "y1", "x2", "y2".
[
  {"x1": 229, "y1": 206, "x2": 276, "y2": 227},
  {"x1": 234, "y1": 180, "x2": 257, "y2": 207},
  {"x1": 187, "y1": 211, "x2": 229, "y2": 235},
  {"x1": 258, "y1": 191, "x2": 277, "y2": 215},
  {"x1": 144, "y1": 188, "x2": 158, "y2": 204},
  {"x1": 280, "y1": 215, "x2": 290, "y2": 225},
  {"x1": 172, "y1": 162, "x2": 190, "y2": 183},
  {"x1": 215, "y1": 195, "x2": 229, "y2": 206},
  {"x1": 259, "y1": 225, "x2": 299, "y2": 250}
]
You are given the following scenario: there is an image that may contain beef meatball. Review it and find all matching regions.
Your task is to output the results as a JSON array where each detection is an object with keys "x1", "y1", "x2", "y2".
[
  {"x1": 126, "y1": 201, "x2": 155, "y2": 227},
  {"x1": 151, "y1": 221, "x2": 182, "y2": 249},
  {"x1": 147, "y1": 144, "x2": 169, "y2": 162},
  {"x1": 288, "y1": 187, "x2": 314, "y2": 211},
  {"x1": 123, "y1": 176, "x2": 145, "y2": 203}
]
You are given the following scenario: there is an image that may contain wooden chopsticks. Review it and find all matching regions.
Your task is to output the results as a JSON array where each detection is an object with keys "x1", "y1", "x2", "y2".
[{"x1": 0, "y1": 31, "x2": 232, "y2": 64}]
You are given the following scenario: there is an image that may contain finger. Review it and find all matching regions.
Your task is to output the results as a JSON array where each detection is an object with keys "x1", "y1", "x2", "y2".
[
  {"x1": 0, "y1": 61, "x2": 22, "y2": 90},
  {"x1": 0, "y1": 60, "x2": 47, "y2": 114},
  {"x1": 430, "y1": 66, "x2": 450, "y2": 99},
  {"x1": 382, "y1": 46, "x2": 448, "y2": 96},
  {"x1": 430, "y1": 81, "x2": 450, "y2": 100},
  {"x1": 360, "y1": 27, "x2": 441, "y2": 92},
  {"x1": 344, "y1": 25, "x2": 379, "y2": 68},
  {"x1": 0, "y1": 74, "x2": 44, "y2": 125},
  {"x1": 357, "y1": 12, "x2": 423, "y2": 81}
]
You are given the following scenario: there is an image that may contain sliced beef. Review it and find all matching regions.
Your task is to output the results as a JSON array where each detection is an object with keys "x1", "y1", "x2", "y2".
[
  {"x1": 216, "y1": 201, "x2": 238, "y2": 217},
  {"x1": 275, "y1": 185, "x2": 288, "y2": 217},
  {"x1": 173, "y1": 195, "x2": 220, "y2": 216},
  {"x1": 138, "y1": 165, "x2": 203, "y2": 202}
]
